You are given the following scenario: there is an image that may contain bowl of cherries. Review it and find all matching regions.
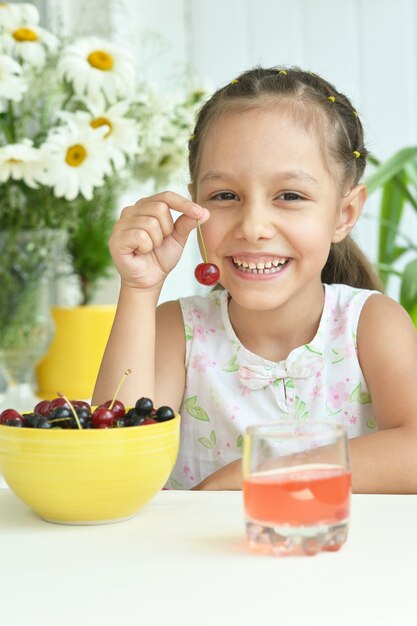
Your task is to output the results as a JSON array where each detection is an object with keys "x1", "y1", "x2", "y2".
[{"x1": 0, "y1": 373, "x2": 180, "y2": 524}]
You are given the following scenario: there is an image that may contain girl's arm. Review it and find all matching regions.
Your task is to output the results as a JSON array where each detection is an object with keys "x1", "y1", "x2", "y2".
[
  {"x1": 351, "y1": 293, "x2": 417, "y2": 493},
  {"x1": 92, "y1": 192, "x2": 208, "y2": 409}
]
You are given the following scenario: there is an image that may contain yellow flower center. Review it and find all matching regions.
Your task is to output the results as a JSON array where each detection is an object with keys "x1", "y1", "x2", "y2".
[
  {"x1": 65, "y1": 144, "x2": 87, "y2": 167},
  {"x1": 7, "y1": 158, "x2": 22, "y2": 164},
  {"x1": 13, "y1": 27, "x2": 39, "y2": 42},
  {"x1": 91, "y1": 117, "x2": 112, "y2": 137},
  {"x1": 87, "y1": 50, "x2": 113, "y2": 71}
]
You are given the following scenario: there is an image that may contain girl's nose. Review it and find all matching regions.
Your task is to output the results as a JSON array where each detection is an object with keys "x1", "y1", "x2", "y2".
[{"x1": 233, "y1": 203, "x2": 276, "y2": 242}]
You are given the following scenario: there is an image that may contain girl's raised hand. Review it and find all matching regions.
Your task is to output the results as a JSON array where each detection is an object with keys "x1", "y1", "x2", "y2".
[{"x1": 109, "y1": 191, "x2": 209, "y2": 292}]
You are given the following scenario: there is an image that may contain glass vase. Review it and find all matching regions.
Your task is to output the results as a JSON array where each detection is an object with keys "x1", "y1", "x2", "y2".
[{"x1": 0, "y1": 229, "x2": 66, "y2": 413}]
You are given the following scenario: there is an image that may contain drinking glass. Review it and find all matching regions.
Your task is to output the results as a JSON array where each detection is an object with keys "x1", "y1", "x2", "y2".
[{"x1": 243, "y1": 422, "x2": 351, "y2": 556}]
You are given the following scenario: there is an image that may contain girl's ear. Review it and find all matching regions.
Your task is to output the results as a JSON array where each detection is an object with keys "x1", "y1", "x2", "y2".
[{"x1": 332, "y1": 183, "x2": 367, "y2": 243}]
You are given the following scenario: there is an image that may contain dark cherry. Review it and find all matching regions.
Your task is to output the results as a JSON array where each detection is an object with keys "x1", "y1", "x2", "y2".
[
  {"x1": 194, "y1": 262, "x2": 220, "y2": 286},
  {"x1": 141, "y1": 417, "x2": 158, "y2": 425},
  {"x1": 52, "y1": 406, "x2": 72, "y2": 420},
  {"x1": 155, "y1": 406, "x2": 175, "y2": 422},
  {"x1": 91, "y1": 406, "x2": 117, "y2": 428},
  {"x1": 135, "y1": 397, "x2": 153, "y2": 417},
  {"x1": 76, "y1": 408, "x2": 91, "y2": 420},
  {"x1": 34, "y1": 400, "x2": 51, "y2": 416},
  {"x1": 102, "y1": 399, "x2": 125, "y2": 419},
  {"x1": 0, "y1": 408, "x2": 24, "y2": 425},
  {"x1": 130, "y1": 414, "x2": 146, "y2": 426},
  {"x1": 4, "y1": 417, "x2": 24, "y2": 427}
]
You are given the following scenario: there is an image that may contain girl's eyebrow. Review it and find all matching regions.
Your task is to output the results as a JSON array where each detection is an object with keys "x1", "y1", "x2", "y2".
[{"x1": 199, "y1": 169, "x2": 319, "y2": 185}]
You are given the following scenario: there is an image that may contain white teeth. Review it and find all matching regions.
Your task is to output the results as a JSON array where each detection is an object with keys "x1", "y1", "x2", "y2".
[{"x1": 232, "y1": 257, "x2": 289, "y2": 274}]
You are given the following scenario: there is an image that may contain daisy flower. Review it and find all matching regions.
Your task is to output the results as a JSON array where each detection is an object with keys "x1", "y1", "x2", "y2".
[
  {"x1": 0, "y1": 8, "x2": 59, "y2": 68},
  {"x1": 58, "y1": 37, "x2": 136, "y2": 104},
  {"x1": 41, "y1": 122, "x2": 113, "y2": 201},
  {"x1": 58, "y1": 100, "x2": 139, "y2": 170},
  {"x1": 0, "y1": 54, "x2": 27, "y2": 105},
  {"x1": 0, "y1": 3, "x2": 40, "y2": 30},
  {"x1": 0, "y1": 139, "x2": 44, "y2": 188}
]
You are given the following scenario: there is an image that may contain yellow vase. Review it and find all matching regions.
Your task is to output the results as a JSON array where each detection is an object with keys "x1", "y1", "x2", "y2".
[{"x1": 36, "y1": 305, "x2": 116, "y2": 400}]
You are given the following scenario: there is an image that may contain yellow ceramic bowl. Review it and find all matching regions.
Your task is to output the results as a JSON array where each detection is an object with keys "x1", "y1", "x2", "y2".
[{"x1": 0, "y1": 415, "x2": 180, "y2": 524}]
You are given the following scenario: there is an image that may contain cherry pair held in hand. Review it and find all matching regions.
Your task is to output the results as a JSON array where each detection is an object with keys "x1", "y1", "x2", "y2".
[{"x1": 194, "y1": 220, "x2": 220, "y2": 286}]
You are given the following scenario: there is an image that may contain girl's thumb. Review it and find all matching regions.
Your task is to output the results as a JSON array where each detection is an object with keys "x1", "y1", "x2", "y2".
[{"x1": 173, "y1": 210, "x2": 209, "y2": 248}]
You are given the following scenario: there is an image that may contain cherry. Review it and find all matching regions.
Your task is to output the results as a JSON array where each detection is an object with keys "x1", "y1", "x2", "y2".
[
  {"x1": 141, "y1": 417, "x2": 158, "y2": 425},
  {"x1": 194, "y1": 220, "x2": 220, "y2": 286},
  {"x1": 102, "y1": 399, "x2": 125, "y2": 419},
  {"x1": 91, "y1": 406, "x2": 117, "y2": 429},
  {"x1": 72, "y1": 400, "x2": 91, "y2": 413},
  {"x1": 34, "y1": 400, "x2": 51, "y2": 416},
  {"x1": 155, "y1": 406, "x2": 175, "y2": 422},
  {"x1": 194, "y1": 262, "x2": 220, "y2": 286},
  {"x1": 135, "y1": 397, "x2": 153, "y2": 417},
  {"x1": 0, "y1": 408, "x2": 24, "y2": 425},
  {"x1": 48, "y1": 397, "x2": 69, "y2": 413}
]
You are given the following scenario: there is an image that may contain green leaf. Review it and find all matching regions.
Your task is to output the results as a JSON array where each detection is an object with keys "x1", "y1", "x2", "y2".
[
  {"x1": 400, "y1": 258, "x2": 417, "y2": 313},
  {"x1": 365, "y1": 147, "x2": 417, "y2": 194},
  {"x1": 350, "y1": 383, "x2": 371, "y2": 404},
  {"x1": 184, "y1": 324, "x2": 193, "y2": 341},
  {"x1": 378, "y1": 178, "x2": 405, "y2": 266},
  {"x1": 222, "y1": 354, "x2": 240, "y2": 372},
  {"x1": 366, "y1": 419, "x2": 377, "y2": 430},
  {"x1": 295, "y1": 396, "x2": 309, "y2": 419},
  {"x1": 285, "y1": 378, "x2": 295, "y2": 389},
  {"x1": 183, "y1": 396, "x2": 210, "y2": 421},
  {"x1": 237, "y1": 434, "x2": 243, "y2": 449},
  {"x1": 199, "y1": 431, "x2": 216, "y2": 449}
]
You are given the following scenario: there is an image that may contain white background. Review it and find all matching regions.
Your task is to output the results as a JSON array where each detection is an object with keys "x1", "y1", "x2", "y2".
[{"x1": 40, "y1": 0, "x2": 417, "y2": 303}]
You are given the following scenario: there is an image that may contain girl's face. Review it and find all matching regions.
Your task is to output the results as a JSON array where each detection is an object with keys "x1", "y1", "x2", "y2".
[{"x1": 193, "y1": 107, "x2": 363, "y2": 313}]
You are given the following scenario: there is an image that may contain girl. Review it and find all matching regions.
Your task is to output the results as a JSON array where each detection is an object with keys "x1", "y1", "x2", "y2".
[{"x1": 93, "y1": 67, "x2": 417, "y2": 493}]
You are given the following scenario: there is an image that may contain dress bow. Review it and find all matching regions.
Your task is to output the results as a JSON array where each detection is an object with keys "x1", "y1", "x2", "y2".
[{"x1": 237, "y1": 352, "x2": 324, "y2": 391}]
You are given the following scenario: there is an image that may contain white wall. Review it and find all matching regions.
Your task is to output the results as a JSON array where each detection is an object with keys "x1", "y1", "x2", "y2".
[{"x1": 42, "y1": 0, "x2": 417, "y2": 303}]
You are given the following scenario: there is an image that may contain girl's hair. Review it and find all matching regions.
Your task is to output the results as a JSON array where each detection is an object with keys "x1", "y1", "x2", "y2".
[{"x1": 188, "y1": 66, "x2": 383, "y2": 292}]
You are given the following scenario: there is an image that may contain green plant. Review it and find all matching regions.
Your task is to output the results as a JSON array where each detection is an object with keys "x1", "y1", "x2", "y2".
[{"x1": 365, "y1": 148, "x2": 417, "y2": 320}]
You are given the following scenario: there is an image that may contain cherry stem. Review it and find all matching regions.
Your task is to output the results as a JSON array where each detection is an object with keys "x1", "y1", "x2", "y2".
[
  {"x1": 57, "y1": 392, "x2": 82, "y2": 430},
  {"x1": 109, "y1": 369, "x2": 132, "y2": 411},
  {"x1": 197, "y1": 220, "x2": 208, "y2": 263}
]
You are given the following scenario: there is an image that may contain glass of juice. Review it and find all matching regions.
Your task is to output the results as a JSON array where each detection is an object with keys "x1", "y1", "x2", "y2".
[{"x1": 243, "y1": 422, "x2": 351, "y2": 556}]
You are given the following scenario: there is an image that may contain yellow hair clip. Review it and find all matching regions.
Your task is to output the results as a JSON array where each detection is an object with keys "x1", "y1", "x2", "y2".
[
  {"x1": 189, "y1": 133, "x2": 195, "y2": 141},
  {"x1": 353, "y1": 110, "x2": 358, "y2": 118},
  {"x1": 230, "y1": 79, "x2": 239, "y2": 84},
  {"x1": 353, "y1": 150, "x2": 361, "y2": 159},
  {"x1": 278, "y1": 70, "x2": 287, "y2": 75},
  {"x1": 328, "y1": 96, "x2": 336, "y2": 103}
]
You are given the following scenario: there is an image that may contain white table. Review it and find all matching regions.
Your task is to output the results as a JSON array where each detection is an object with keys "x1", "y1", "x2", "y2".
[{"x1": 0, "y1": 489, "x2": 416, "y2": 626}]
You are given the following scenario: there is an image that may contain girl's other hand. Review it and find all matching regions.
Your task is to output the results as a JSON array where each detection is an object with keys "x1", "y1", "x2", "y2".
[{"x1": 109, "y1": 191, "x2": 209, "y2": 292}]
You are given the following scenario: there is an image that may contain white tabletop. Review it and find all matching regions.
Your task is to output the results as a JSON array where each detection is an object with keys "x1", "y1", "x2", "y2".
[{"x1": 0, "y1": 489, "x2": 416, "y2": 626}]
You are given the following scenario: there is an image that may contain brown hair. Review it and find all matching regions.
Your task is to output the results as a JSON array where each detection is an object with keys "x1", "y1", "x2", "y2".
[{"x1": 188, "y1": 66, "x2": 383, "y2": 292}]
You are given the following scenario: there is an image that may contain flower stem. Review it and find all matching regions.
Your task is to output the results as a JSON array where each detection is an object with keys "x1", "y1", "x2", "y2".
[
  {"x1": 0, "y1": 117, "x2": 13, "y2": 143},
  {"x1": 7, "y1": 101, "x2": 16, "y2": 142},
  {"x1": 197, "y1": 220, "x2": 208, "y2": 263}
]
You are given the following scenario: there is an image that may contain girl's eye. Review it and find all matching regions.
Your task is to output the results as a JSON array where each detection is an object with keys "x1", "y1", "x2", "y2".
[
  {"x1": 279, "y1": 192, "x2": 303, "y2": 201},
  {"x1": 210, "y1": 191, "x2": 237, "y2": 201}
]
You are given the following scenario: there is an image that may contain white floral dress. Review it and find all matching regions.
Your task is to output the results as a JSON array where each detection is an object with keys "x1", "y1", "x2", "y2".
[{"x1": 166, "y1": 283, "x2": 378, "y2": 490}]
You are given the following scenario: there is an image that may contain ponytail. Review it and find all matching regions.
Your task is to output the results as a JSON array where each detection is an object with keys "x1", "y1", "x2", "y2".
[{"x1": 321, "y1": 236, "x2": 383, "y2": 291}]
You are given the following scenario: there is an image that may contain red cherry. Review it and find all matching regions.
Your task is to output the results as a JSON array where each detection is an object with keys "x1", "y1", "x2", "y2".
[
  {"x1": 194, "y1": 262, "x2": 220, "y2": 286},
  {"x1": 102, "y1": 399, "x2": 125, "y2": 419},
  {"x1": 141, "y1": 418, "x2": 158, "y2": 425},
  {"x1": 0, "y1": 408, "x2": 24, "y2": 425},
  {"x1": 48, "y1": 397, "x2": 69, "y2": 413},
  {"x1": 91, "y1": 406, "x2": 117, "y2": 428},
  {"x1": 34, "y1": 400, "x2": 51, "y2": 416},
  {"x1": 72, "y1": 400, "x2": 91, "y2": 412}
]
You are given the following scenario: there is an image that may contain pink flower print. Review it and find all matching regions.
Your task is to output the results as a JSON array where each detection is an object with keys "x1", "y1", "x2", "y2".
[
  {"x1": 310, "y1": 383, "x2": 323, "y2": 399},
  {"x1": 327, "y1": 382, "x2": 349, "y2": 409},
  {"x1": 194, "y1": 324, "x2": 207, "y2": 343},
  {"x1": 192, "y1": 307, "x2": 201, "y2": 320},
  {"x1": 331, "y1": 317, "x2": 347, "y2": 340},
  {"x1": 183, "y1": 465, "x2": 191, "y2": 475},
  {"x1": 349, "y1": 415, "x2": 358, "y2": 425},
  {"x1": 191, "y1": 353, "x2": 213, "y2": 373}
]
